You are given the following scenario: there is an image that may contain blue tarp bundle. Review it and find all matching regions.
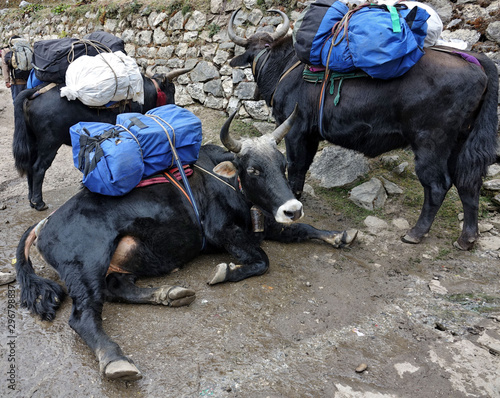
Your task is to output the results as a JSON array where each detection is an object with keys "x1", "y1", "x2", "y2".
[
  {"x1": 70, "y1": 122, "x2": 145, "y2": 196},
  {"x1": 116, "y1": 104, "x2": 202, "y2": 178},
  {"x1": 70, "y1": 104, "x2": 203, "y2": 196},
  {"x1": 294, "y1": 0, "x2": 430, "y2": 79}
]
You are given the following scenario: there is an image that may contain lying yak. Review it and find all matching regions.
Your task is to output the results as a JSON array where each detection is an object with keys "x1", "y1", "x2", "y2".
[
  {"x1": 15, "y1": 107, "x2": 357, "y2": 381},
  {"x1": 228, "y1": 9, "x2": 499, "y2": 250},
  {"x1": 12, "y1": 68, "x2": 190, "y2": 211}
]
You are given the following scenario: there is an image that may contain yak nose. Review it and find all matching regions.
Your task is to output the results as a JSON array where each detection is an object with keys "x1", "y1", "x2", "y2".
[
  {"x1": 275, "y1": 199, "x2": 303, "y2": 223},
  {"x1": 284, "y1": 209, "x2": 303, "y2": 221}
]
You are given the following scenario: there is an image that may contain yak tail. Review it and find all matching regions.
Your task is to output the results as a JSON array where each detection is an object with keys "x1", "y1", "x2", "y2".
[
  {"x1": 15, "y1": 225, "x2": 66, "y2": 321},
  {"x1": 455, "y1": 54, "x2": 499, "y2": 193},
  {"x1": 12, "y1": 88, "x2": 38, "y2": 176}
]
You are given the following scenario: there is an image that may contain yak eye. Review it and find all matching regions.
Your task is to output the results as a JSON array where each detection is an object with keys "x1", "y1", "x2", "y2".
[{"x1": 247, "y1": 167, "x2": 260, "y2": 176}]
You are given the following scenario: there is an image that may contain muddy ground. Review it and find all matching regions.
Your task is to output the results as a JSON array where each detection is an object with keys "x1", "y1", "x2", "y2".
[{"x1": 0, "y1": 81, "x2": 499, "y2": 398}]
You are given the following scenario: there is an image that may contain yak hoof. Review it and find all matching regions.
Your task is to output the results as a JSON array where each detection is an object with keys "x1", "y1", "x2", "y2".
[
  {"x1": 153, "y1": 286, "x2": 196, "y2": 307},
  {"x1": 453, "y1": 239, "x2": 474, "y2": 251},
  {"x1": 341, "y1": 229, "x2": 358, "y2": 247},
  {"x1": 324, "y1": 229, "x2": 358, "y2": 248},
  {"x1": 30, "y1": 200, "x2": 48, "y2": 211},
  {"x1": 208, "y1": 263, "x2": 228, "y2": 285},
  {"x1": 104, "y1": 359, "x2": 142, "y2": 381},
  {"x1": 401, "y1": 232, "x2": 421, "y2": 244}
]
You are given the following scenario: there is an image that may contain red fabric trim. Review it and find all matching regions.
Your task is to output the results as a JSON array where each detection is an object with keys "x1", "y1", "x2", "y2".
[
  {"x1": 150, "y1": 77, "x2": 168, "y2": 107},
  {"x1": 136, "y1": 166, "x2": 193, "y2": 188},
  {"x1": 156, "y1": 90, "x2": 167, "y2": 107}
]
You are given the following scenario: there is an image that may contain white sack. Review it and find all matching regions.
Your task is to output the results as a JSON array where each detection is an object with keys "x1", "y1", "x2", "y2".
[
  {"x1": 376, "y1": 0, "x2": 443, "y2": 47},
  {"x1": 60, "y1": 51, "x2": 144, "y2": 106}
]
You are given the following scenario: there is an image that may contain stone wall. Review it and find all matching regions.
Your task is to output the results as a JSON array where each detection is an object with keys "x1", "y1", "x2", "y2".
[{"x1": 1, "y1": 0, "x2": 499, "y2": 120}]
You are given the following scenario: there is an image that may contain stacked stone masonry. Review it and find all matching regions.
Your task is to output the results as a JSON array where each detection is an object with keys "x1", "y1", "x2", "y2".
[{"x1": 0, "y1": 0, "x2": 499, "y2": 120}]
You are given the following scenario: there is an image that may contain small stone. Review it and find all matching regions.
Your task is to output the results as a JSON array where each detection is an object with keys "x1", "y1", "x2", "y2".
[
  {"x1": 381, "y1": 177, "x2": 403, "y2": 195},
  {"x1": 477, "y1": 331, "x2": 500, "y2": 355},
  {"x1": 487, "y1": 164, "x2": 500, "y2": 177},
  {"x1": 305, "y1": 281, "x2": 312, "y2": 287},
  {"x1": 364, "y1": 216, "x2": 389, "y2": 231},
  {"x1": 355, "y1": 363, "x2": 368, "y2": 373},
  {"x1": 0, "y1": 272, "x2": 16, "y2": 285},
  {"x1": 392, "y1": 218, "x2": 410, "y2": 230},
  {"x1": 393, "y1": 162, "x2": 409, "y2": 175},
  {"x1": 479, "y1": 223, "x2": 494, "y2": 233},
  {"x1": 478, "y1": 236, "x2": 500, "y2": 251},
  {"x1": 429, "y1": 279, "x2": 448, "y2": 295},
  {"x1": 483, "y1": 179, "x2": 500, "y2": 191}
]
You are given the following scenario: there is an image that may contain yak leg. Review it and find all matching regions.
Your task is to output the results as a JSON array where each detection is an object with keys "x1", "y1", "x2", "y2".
[
  {"x1": 264, "y1": 220, "x2": 358, "y2": 248},
  {"x1": 285, "y1": 129, "x2": 320, "y2": 199},
  {"x1": 402, "y1": 144, "x2": 452, "y2": 244},
  {"x1": 105, "y1": 273, "x2": 195, "y2": 307},
  {"x1": 27, "y1": 171, "x2": 34, "y2": 206},
  {"x1": 454, "y1": 186, "x2": 480, "y2": 251},
  {"x1": 30, "y1": 148, "x2": 59, "y2": 211},
  {"x1": 209, "y1": 226, "x2": 269, "y2": 285},
  {"x1": 66, "y1": 279, "x2": 141, "y2": 380}
]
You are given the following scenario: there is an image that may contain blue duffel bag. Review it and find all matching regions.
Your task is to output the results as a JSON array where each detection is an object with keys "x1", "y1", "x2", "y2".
[
  {"x1": 70, "y1": 122, "x2": 145, "y2": 196},
  {"x1": 70, "y1": 105, "x2": 202, "y2": 196},
  {"x1": 294, "y1": 0, "x2": 430, "y2": 79},
  {"x1": 116, "y1": 104, "x2": 203, "y2": 178}
]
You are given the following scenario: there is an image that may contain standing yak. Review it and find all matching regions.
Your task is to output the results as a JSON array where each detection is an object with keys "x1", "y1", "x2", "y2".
[
  {"x1": 228, "y1": 9, "x2": 499, "y2": 250},
  {"x1": 12, "y1": 69, "x2": 190, "y2": 211}
]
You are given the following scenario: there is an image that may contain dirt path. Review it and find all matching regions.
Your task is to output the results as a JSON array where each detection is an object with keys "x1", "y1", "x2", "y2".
[{"x1": 0, "y1": 79, "x2": 499, "y2": 397}]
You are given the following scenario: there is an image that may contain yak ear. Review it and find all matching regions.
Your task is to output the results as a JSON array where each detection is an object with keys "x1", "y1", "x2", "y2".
[
  {"x1": 229, "y1": 53, "x2": 251, "y2": 68},
  {"x1": 213, "y1": 161, "x2": 237, "y2": 178}
]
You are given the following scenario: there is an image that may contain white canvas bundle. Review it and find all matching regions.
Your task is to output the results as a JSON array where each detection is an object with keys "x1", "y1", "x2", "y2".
[
  {"x1": 375, "y1": 0, "x2": 443, "y2": 47},
  {"x1": 60, "y1": 51, "x2": 144, "y2": 106}
]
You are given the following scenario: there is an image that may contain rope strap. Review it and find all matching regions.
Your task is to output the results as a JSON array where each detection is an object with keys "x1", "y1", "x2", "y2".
[{"x1": 144, "y1": 114, "x2": 206, "y2": 250}]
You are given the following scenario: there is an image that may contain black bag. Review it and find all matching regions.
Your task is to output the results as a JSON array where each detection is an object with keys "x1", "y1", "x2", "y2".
[
  {"x1": 84, "y1": 31, "x2": 126, "y2": 54},
  {"x1": 32, "y1": 37, "x2": 115, "y2": 83},
  {"x1": 293, "y1": 0, "x2": 336, "y2": 66}
]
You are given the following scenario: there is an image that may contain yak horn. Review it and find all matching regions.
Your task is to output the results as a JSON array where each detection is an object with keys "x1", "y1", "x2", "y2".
[
  {"x1": 228, "y1": 8, "x2": 248, "y2": 47},
  {"x1": 269, "y1": 9, "x2": 290, "y2": 41},
  {"x1": 220, "y1": 109, "x2": 242, "y2": 153},
  {"x1": 272, "y1": 104, "x2": 298, "y2": 144},
  {"x1": 165, "y1": 67, "x2": 192, "y2": 80}
]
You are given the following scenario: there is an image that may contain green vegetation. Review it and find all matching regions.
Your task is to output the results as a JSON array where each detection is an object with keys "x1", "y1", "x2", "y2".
[
  {"x1": 315, "y1": 185, "x2": 375, "y2": 227},
  {"x1": 208, "y1": 23, "x2": 221, "y2": 38},
  {"x1": 52, "y1": 4, "x2": 70, "y2": 14},
  {"x1": 20, "y1": 3, "x2": 47, "y2": 16},
  {"x1": 230, "y1": 119, "x2": 261, "y2": 140},
  {"x1": 447, "y1": 293, "x2": 500, "y2": 314},
  {"x1": 127, "y1": 0, "x2": 143, "y2": 14}
]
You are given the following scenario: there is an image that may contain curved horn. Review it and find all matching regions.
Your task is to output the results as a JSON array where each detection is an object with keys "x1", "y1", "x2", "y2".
[
  {"x1": 228, "y1": 8, "x2": 248, "y2": 47},
  {"x1": 269, "y1": 9, "x2": 290, "y2": 41},
  {"x1": 165, "y1": 67, "x2": 193, "y2": 80},
  {"x1": 220, "y1": 109, "x2": 243, "y2": 153},
  {"x1": 271, "y1": 104, "x2": 298, "y2": 144}
]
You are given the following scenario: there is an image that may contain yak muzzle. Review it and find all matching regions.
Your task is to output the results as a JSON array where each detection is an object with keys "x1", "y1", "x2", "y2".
[{"x1": 275, "y1": 199, "x2": 303, "y2": 223}]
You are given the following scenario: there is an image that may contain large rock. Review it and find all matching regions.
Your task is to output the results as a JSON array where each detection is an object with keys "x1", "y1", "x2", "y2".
[
  {"x1": 486, "y1": 21, "x2": 500, "y2": 45},
  {"x1": 190, "y1": 61, "x2": 220, "y2": 83},
  {"x1": 440, "y1": 29, "x2": 481, "y2": 50},
  {"x1": 349, "y1": 177, "x2": 387, "y2": 211},
  {"x1": 310, "y1": 146, "x2": 369, "y2": 188}
]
